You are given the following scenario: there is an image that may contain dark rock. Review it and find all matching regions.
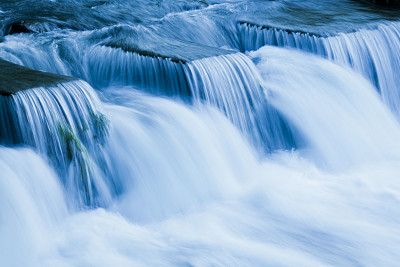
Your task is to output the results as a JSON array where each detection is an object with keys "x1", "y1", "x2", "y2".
[
  {"x1": 0, "y1": 59, "x2": 76, "y2": 96},
  {"x1": 7, "y1": 21, "x2": 32, "y2": 35},
  {"x1": 362, "y1": 0, "x2": 400, "y2": 7},
  {"x1": 238, "y1": 21, "x2": 324, "y2": 38},
  {"x1": 5, "y1": 20, "x2": 60, "y2": 35},
  {"x1": 99, "y1": 26, "x2": 234, "y2": 63},
  {"x1": 103, "y1": 39, "x2": 233, "y2": 64}
]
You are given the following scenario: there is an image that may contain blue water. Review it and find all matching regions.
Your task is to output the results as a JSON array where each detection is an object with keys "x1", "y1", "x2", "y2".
[{"x1": 1, "y1": 0, "x2": 400, "y2": 266}]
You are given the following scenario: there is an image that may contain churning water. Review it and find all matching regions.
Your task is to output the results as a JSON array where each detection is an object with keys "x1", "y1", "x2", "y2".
[{"x1": 1, "y1": 0, "x2": 400, "y2": 266}]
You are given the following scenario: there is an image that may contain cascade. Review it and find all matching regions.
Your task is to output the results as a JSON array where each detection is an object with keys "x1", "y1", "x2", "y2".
[
  {"x1": 251, "y1": 46, "x2": 400, "y2": 168},
  {"x1": 86, "y1": 45, "x2": 192, "y2": 95},
  {"x1": 186, "y1": 52, "x2": 297, "y2": 152},
  {"x1": 0, "y1": 60, "x2": 113, "y2": 207},
  {"x1": 0, "y1": 25, "x2": 297, "y2": 152},
  {"x1": 82, "y1": 25, "x2": 297, "y2": 152},
  {"x1": 87, "y1": 46, "x2": 296, "y2": 152},
  {"x1": 2, "y1": 0, "x2": 400, "y2": 266},
  {"x1": 238, "y1": 21, "x2": 400, "y2": 116},
  {"x1": 101, "y1": 92, "x2": 255, "y2": 222},
  {"x1": 85, "y1": 24, "x2": 233, "y2": 91},
  {"x1": 0, "y1": 147, "x2": 67, "y2": 266},
  {"x1": 238, "y1": 22, "x2": 325, "y2": 54}
]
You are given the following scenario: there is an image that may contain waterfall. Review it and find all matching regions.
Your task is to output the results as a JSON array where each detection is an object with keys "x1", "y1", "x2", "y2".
[
  {"x1": 238, "y1": 22, "x2": 326, "y2": 54},
  {"x1": 0, "y1": 147, "x2": 67, "y2": 266},
  {"x1": 2, "y1": 0, "x2": 400, "y2": 266},
  {"x1": 101, "y1": 92, "x2": 254, "y2": 222},
  {"x1": 86, "y1": 45, "x2": 191, "y2": 95},
  {"x1": 86, "y1": 47, "x2": 297, "y2": 152},
  {"x1": 186, "y1": 52, "x2": 296, "y2": 152},
  {"x1": 5, "y1": 83, "x2": 398, "y2": 266},
  {"x1": 251, "y1": 46, "x2": 400, "y2": 168},
  {"x1": 0, "y1": 80, "x2": 113, "y2": 207},
  {"x1": 238, "y1": 21, "x2": 400, "y2": 117},
  {"x1": 0, "y1": 25, "x2": 296, "y2": 153}
]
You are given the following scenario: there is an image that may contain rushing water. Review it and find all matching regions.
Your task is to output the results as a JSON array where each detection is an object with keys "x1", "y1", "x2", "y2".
[
  {"x1": 239, "y1": 21, "x2": 400, "y2": 117},
  {"x1": 1, "y1": 0, "x2": 400, "y2": 266}
]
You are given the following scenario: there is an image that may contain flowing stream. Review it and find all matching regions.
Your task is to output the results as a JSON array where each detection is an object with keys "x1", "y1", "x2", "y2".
[{"x1": 1, "y1": 0, "x2": 400, "y2": 266}]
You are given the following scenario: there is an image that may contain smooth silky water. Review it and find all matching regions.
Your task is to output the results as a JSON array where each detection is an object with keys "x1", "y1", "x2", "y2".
[{"x1": 1, "y1": 0, "x2": 400, "y2": 266}]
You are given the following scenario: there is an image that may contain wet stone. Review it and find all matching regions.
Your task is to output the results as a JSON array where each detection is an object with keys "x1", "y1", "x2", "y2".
[
  {"x1": 0, "y1": 59, "x2": 76, "y2": 96},
  {"x1": 102, "y1": 36, "x2": 234, "y2": 63},
  {"x1": 362, "y1": 0, "x2": 400, "y2": 7},
  {"x1": 238, "y1": 21, "x2": 325, "y2": 38}
]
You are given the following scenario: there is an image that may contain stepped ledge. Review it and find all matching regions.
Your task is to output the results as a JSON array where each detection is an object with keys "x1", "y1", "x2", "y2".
[
  {"x1": 0, "y1": 59, "x2": 76, "y2": 96},
  {"x1": 102, "y1": 38, "x2": 234, "y2": 64},
  {"x1": 238, "y1": 21, "x2": 325, "y2": 38}
]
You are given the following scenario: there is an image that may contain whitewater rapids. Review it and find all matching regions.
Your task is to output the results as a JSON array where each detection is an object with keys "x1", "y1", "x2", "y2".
[
  {"x1": 2, "y1": 47, "x2": 400, "y2": 266},
  {"x1": 2, "y1": 0, "x2": 400, "y2": 266}
]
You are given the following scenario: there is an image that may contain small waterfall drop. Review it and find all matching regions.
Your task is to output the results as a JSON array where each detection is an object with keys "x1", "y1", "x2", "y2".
[
  {"x1": 186, "y1": 52, "x2": 296, "y2": 152},
  {"x1": 86, "y1": 47, "x2": 297, "y2": 152},
  {"x1": 238, "y1": 21, "x2": 400, "y2": 117},
  {"x1": 102, "y1": 91, "x2": 255, "y2": 222},
  {"x1": 0, "y1": 80, "x2": 112, "y2": 207},
  {"x1": 86, "y1": 45, "x2": 191, "y2": 95},
  {"x1": 238, "y1": 22, "x2": 326, "y2": 55},
  {"x1": 0, "y1": 147, "x2": 67, "y2": 266},
  {"x1": 251, "y1": 46, "x2": 400, "y2": 168}
]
